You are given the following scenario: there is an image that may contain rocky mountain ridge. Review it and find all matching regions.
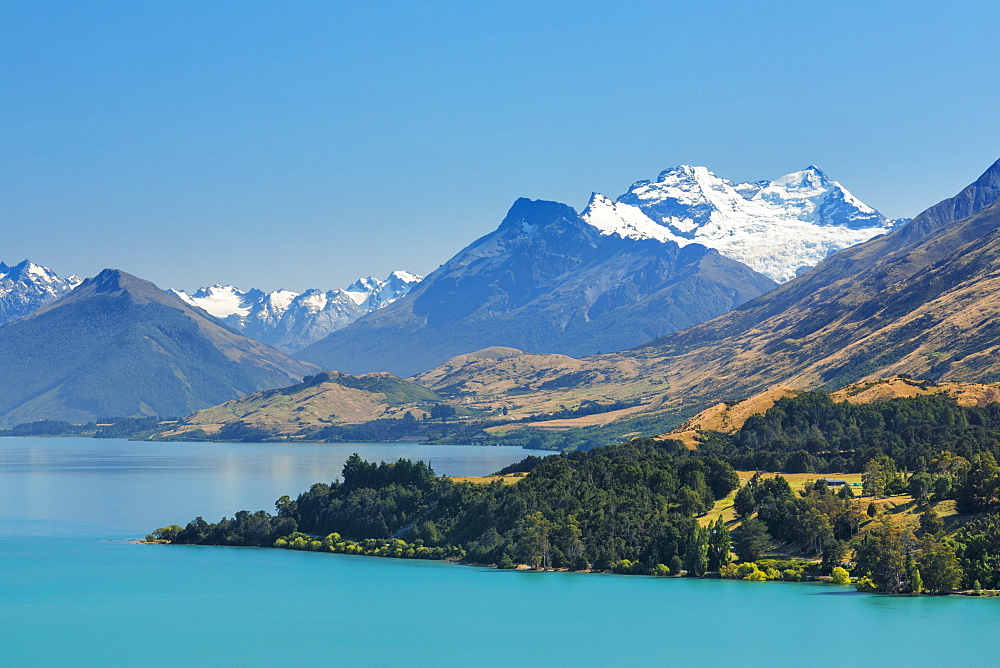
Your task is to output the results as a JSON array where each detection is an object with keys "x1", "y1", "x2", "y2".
[
  {"x1": 582, "y1": 164, "x2": 905, "y2": 282},
  {"x1": 0, "y1": 259, "x2": 80, "y2": 325},
  {"x1": 171, "y1": 270, "x2": 422, "y2": 352},
  {"x1": 405, "y1": 157, "x2": 1000, "y2": 426}
]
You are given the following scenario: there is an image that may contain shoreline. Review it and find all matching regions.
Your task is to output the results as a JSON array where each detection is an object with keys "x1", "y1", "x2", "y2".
[{"x1": 136, "y1": 539, "x2": 1000, "y2": 597}]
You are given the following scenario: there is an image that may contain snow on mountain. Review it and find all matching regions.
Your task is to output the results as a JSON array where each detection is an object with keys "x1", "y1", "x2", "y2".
[
  {"x1": 171, "y1": 271, "x2": 423, "y2": 353},
  {"x1": 344, "y1": 270, "x2": 422, "y2": 310},
  {"x1": 0, "y1": 260, "x2": 81, "y2": 325},
  {"x1": 582, "y1": 165, "x2": 906, "y2": 282},
  {"x1": 173, "y1": 285, "x2": 252, "y2": 318}
]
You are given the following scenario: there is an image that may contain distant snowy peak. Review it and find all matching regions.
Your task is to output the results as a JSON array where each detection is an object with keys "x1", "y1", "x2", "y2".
[
  {"x1": 0, "y1": 260, "x2": 80, "y2": 289},
  {"x1": 0, "y1": 259, "x2": 80, "y2": 325},
  {"x1": 344, "y1": 270, "x2": 423, "y2": 310},
  {"x1": 174, "y1": 285, "x2": 252, "y2": 318},
  {"x1": 172, "y1": 270, "x2": 423, "y2": 352},
  {"x1": 584, "y1": 165, "x2": 905, "y2": 282}
]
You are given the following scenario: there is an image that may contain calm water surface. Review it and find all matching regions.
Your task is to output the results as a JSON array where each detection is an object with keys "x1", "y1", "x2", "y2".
[{"x1": 1, "y1": 437, "x2": 998, "y2": 666}]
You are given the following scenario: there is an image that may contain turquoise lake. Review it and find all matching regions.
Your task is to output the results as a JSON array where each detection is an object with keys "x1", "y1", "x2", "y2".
[{"x1": 2, "y1": 437, "x2": 999, "y2": 666}]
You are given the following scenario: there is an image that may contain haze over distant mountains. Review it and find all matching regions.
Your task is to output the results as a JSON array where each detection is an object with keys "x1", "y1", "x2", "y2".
[
  {"x1": 0, "y1": 269, "x2": 314, "y2": 425},
  {"x1": 298, "y1": 165, "x2": 898, "y2": 376},
  {"x1": 171, "y1": 270, "x2": 422, "y2": 353},
  {"x1": 0, "y1": 260, "x2": 423, "y2": 354}
]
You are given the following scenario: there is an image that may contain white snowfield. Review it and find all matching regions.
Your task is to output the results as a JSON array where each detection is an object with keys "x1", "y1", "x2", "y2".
[
  {"x1": 170, "y1": 284, "x2": 252, "y2": 318},
  {"x1": 582, "y1": 165, "x2": 904, "y2": 283},
  {"x1": 170, "y1": 270, "x2": 423, "y2": 352}
]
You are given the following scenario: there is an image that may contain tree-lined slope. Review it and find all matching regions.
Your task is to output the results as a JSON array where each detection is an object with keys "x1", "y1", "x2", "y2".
[{"x1": 664, "y1": 376, "x2": 1000, "y2": 451}]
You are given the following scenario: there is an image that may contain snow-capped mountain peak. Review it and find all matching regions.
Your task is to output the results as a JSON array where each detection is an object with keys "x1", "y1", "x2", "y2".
[
  {"x1": 0, "y1": 259, "x2": 80, "y2": 287},
  {"x1": 0, "y1": 259, "x2": 81, "y2": 325},
  {"x1": 387, "y1": 269, "x2": 421, "y2": 283},
  {"x1": 344, "y1": 271, "x2": 423, "y2": 310},
  {"x1": 583, "y1": 164, "x2": 905, "y2": 282},
  {"x1": 172, "y1": 284, "x2": 252, "y2": 318},
  {"x1": 172, "y1": 270, "x2": 423, "y2": 352}
]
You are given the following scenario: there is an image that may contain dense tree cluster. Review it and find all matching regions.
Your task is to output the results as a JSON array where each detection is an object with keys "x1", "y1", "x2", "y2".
[
  {"x1": 274, "y1": 532, "x2": 463, "y2": 561},
  {"x1": 169, "y1": 440, "x2": 739, "y2": 575},
  {"x1": 738, "y1": 474, "x2": 863, "y2": 568},
  {"x1": 852, "y1": 519, "x2": 964, "y2": 594},
  {"x1": 698, "y1": 393, "x2": 1000, "y2": 474}
]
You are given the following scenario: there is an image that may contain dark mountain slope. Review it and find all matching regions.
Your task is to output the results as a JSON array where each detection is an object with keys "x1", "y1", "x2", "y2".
[
  {"x1": 0, "y1": 269, "x2": 315, "y2": 425},
  {"x1": 297, "y1": 198, "x2": 776, "y2": 377}
]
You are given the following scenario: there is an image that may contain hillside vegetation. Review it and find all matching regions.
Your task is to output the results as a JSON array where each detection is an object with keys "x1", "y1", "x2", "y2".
[{"x1": 664, "y1": 376, "x2": 1000, "y2": 449}]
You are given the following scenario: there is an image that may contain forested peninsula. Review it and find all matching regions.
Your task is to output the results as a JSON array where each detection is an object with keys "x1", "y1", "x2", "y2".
[{"x1": 155, "y1": 392, "x2": 1000, "y2": 595}]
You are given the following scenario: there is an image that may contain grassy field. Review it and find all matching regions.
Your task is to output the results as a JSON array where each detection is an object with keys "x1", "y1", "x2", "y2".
[
  {"x1": 699, "y1": 470, "x2": 965, "y2": 562},
  {"x1": 445, "y1": 473, "x2": 525, "y2": 485},
  {"x1": 699, "y1": 471, "x2": 863, "y2": 527}
]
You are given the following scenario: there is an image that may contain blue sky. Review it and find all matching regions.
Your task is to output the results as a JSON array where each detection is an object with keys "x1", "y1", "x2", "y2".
[{"x1": 3, "y1": 0, "x2": 999, "y2": 291}]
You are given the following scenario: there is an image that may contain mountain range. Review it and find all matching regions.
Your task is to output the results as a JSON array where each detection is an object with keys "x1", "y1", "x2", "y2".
[
  {"x1": 7, "y1": 157, "x2": 992, "y2": 435},
  {"x1": 583, "y1": 164, "x2": 905, "y2": 283},
  {"x1": 296, "y1": 165, "x2": 898, "y2": 376},
  {"x1": 170, "y1": 270, "x2": 422, "y2": 352},
  {"x1": 409, "y1": 157, "x2": 1000, "y2": 427},
  {"x1": 0, "y1": 269, "x2": 314, "y2": 425},
  {"x1": 0, "y1": 260, "x2": 80, "y2": 325},
  {"x1": 0, "y1": 260, "x2": 421, "y2": 354}
]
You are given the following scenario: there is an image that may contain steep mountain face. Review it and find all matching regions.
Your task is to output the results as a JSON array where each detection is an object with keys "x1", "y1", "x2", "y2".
[
  {"x1": 0, "y1": 260, "x2": 80, "y2": 325},
  {"x1": 583, "y1": 165, "x2": 904, "y2": 282},
  {"x1": 171, "y1": 270, "x2": 422, "y2": 353},
  {"x1": 0, "y1": 269, "x2": 315, "y2": 425},
  {"x1": 297, "y1": 198, "x2": 778, "y2": 377},
  {"x1": 410, "y1": 158, "x2": 1000, "y2": 422}
]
